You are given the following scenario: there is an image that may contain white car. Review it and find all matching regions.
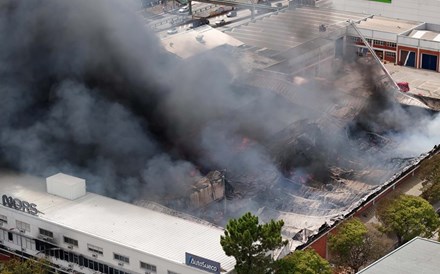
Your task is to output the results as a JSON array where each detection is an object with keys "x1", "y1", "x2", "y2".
[
  {"x1": 178, "y1": 5, "x2": 189, "y2": 13},
  {"x1": 215, "y1": 19, "x2": 226, "y2": 26},
  {"x1": 167, "y1": 28, "x2": 177, "y2": 34}
]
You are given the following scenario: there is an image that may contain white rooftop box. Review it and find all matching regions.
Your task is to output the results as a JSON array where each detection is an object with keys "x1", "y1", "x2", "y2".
[{"x1": 46, "y1": 173, "x2": 86, "y2": 200}]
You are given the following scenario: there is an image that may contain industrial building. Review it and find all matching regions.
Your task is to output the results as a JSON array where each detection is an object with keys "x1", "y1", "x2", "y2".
[
  {"x1": 1, "y1": 1, "x2": 439, "y2": 273},
  {"x1": 157, "y1": 1, "x2": 440, "y2": 257},
  {"x1": 0, "y1": 173, "x2": 235, "y2": 274},
  {"x1": 357, "y1": 237, "x2": 440, "y2": 274}
]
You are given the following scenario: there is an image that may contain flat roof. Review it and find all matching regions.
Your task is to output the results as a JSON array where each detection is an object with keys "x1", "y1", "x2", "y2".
[
  {"x1": 357, "y1": 16, "x2": 422, "y2": 34},
  {"x1": 161, "y1": 26, "x2": 243, "y2": 59},
  {"x1": 0, "y1": 173, "x2": 235, "y2": 272},
  {"x1": 358, "y1": 237, "x2": 440, "y2": 274},
  {"x1": 408, "y1": 29, "x2": 440, "y2": 42}
]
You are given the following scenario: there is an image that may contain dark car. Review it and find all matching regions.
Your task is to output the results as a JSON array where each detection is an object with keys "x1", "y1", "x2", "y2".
[{"x1": 226, "y1": 10, "x2": 237, "y2": 17}]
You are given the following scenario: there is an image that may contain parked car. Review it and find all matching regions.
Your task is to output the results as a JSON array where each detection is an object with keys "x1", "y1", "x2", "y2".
[
  {"x1": 178, "y1": 5, "x2": 189, "y2": 13},
  {"x1": 226, "y1": 10, "x2": 237, "y2": 17},
  {"x1": 167, "y1": 28, "x2": 177, "y2": 34},
  {"x1": 190, "y1": 18, "x2": 210, "y2": 29},
  {"x1": 215, "y1": 19, "x2": 226, "y2": 26}
]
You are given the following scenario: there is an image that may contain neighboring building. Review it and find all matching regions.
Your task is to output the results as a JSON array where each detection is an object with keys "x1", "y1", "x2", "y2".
[
  {"x1": 357, "y1": 237, "x2": 440, "y2": 274},
  {"x1": 347, "y1": 16, "x2": 440, "y2": 72},
  {"x1": 331, "y1": 0, "x2": 440, "y2": 25},
  {"x1": 0, "y1": 173, "x2": 235, "y2": 274}
]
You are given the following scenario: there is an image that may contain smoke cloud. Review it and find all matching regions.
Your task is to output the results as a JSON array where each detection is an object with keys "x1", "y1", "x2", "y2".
[{"x1": 0, "y1": 0, "x2": 438, "y2": 222}]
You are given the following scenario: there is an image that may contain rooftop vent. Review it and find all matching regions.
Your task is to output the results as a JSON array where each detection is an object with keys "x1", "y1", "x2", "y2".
[{"x1": 46, "y1": 173, "x2": 86, "y2": 200}]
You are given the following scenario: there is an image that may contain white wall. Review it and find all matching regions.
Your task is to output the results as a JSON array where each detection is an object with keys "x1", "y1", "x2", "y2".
[
  {"x1": 331, "y1": 0, "x2": 440, "y2": 24},
  {"x1": 0, "y1": 207, "x2": 215, "y2": 274}
]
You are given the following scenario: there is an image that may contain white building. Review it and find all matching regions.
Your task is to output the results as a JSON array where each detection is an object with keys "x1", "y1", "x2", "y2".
[
  {"x1": 0, "y1": 173, "x2": 235, "y2": 274},
  {"x1": 331, "y1": 0, "x2": 440, "y2": 25}
]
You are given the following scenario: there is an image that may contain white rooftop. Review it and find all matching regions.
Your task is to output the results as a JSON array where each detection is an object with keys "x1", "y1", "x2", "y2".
[
  {"x1": 161, "y1": 26, "x2": 243, "y2": 59},
  {"x1": 357, "y1": 237, "x2": 440, "y2": 274},
  {"x1": 357, "y1": 16, "x2": 422, "y2": 34},
  {"x1": 0, "y1": 173, "x2": 235, "y2": 272}
]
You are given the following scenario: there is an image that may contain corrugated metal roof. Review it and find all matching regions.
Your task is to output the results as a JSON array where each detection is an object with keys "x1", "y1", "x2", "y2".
[
  {"x1": 358, "y1": 237, "x2": 440, "y2": 274},
  {"x1": 0, "y1": 173, "x2": 236, "y2": 272},
  {"x1": 225, "y1": 7, "x2": 368, "y2": 52}
]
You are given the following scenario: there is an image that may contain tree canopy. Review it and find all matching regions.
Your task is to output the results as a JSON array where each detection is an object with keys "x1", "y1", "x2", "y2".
[
  {"x1": 0, "y1": 258, "x2": 49, "y2": 274},
  {"x1": 418, "y1": 154, "x2": 440, "y2": 204},
  {"x1": 376, "y1": 194, "x2": 440, "y2": 245},
  {"x1": 328, "y1": 218, "x2": 386, "y2": 272},
  {"x1": 274, "y1": 249, "x2": 332, "y2": 274},
  {"x1": 220, "y1": 212, "x2": 287, "y2": 274}
]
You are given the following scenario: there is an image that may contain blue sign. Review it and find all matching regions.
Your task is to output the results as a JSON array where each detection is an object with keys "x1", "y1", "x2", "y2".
[{"x1": 185, "y1": 252, "x2": 220, "y2": 274}]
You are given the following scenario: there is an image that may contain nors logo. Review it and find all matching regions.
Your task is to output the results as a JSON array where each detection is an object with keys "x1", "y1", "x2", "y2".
[
  {"x1": 185, "y1": 252, "x2": 220, "y2": 274},
  {"x1": 189, "y1": 256, "x2": 218, "y2": 272},
  {"x1": 2, "y1": 195, "x2": 38, "y2": 215}
]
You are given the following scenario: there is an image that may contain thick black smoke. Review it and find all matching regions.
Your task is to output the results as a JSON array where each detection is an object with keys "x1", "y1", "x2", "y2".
[
  {"x1": 0, "y1": 0, "x2": 438, "y2": 216},
  {"x1": 0, "y1": 0, "x2": 282, "y2": 201}
]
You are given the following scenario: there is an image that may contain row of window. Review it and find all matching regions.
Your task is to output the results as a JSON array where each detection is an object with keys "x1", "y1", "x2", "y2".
[
  {"x1": 349, "y1": 37, "x2": 397, "y2": 48},
  {"x1": 1, "y1": 218, "x2": 181, "y2": 274},
  {"x1": 385, "y1": 52, "x2": 396, "y2": 57}
]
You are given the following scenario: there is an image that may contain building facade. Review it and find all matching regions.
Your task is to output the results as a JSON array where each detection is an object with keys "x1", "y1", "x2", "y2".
[
  {"x1": 346, "y1": 16, "x2": 440, "y2": 72},
  {"x1": 0, "y1": 173, "x2": 235, "y2": 274}
]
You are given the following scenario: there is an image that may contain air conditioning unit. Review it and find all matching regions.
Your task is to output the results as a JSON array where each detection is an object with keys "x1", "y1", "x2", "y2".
[
  {"x1": 118, "y1": 262, "x2": 124, "y2": 267},
  {"x1": 67, "y1": 245, "x2": 73, "y2": 250},
  {"x1": 92, "y1": 253, "x2": 98, "y2": 258},
  {"x1": 68, "y1": 263, "x2": 74, "y2": 268}
]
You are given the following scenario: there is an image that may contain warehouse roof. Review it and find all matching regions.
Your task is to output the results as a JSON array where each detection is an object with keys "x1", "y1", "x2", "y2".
[
  {"x1": 357, "y1": 237, "x2": 440, "y2": 274},
  {"x1": 0, "y1": 173, "x2": 236, "y2": 272},
  {"x1": 225, "y1": 7, "x2": 368, "y2": 52}
]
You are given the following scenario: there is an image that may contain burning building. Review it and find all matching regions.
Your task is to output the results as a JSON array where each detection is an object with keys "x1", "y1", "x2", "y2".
[{"x1": 0, "y1": 1, "x2": 440, "y2": 271}]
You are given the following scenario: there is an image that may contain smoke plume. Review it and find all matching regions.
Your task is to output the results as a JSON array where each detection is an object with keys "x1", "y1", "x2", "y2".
[{"x1": 0, "y1": 0, "x2": 438, "y2": 221}]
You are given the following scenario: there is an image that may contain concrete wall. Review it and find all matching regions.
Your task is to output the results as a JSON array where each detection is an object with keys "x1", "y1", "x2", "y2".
[{"x1": 331, "y1": 0, "x2": 440, "y2": 25}]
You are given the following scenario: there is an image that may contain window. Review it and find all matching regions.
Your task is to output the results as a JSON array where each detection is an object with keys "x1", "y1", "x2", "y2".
[
  {"x1": 16, "y1": 220, "x2": 30, "y2": 232},
  {"x1": 23, "y1": 238, "x2": 35, "y2": 250},
  {"x1": 168, "y1": 271, "x2": 180, "y2": 274},
  {"x1": 114, "y1": 253, "x2": 129, "y2": 264},
  {"x1": 140, "y1": 261, "x2": 157, "y2": 272},
  {"x1": 39, "y1": 228, "x2": 53, "y2": 238},
  {"x1": 386, "y1": 52, "x2": 396, "y2": 57},
  {"x1": 87, "y1": 244, "x2": 103, "y2": 255},
  {"x1": 386, "y1": 42, "x2": 397, "y2": 48},
  {"x1": 64, "y1": 236, "x2": 78, "y2": 247},
  {"x1": 366, "y1": 38, "x2": 372, "y2": 44},
  {"x1": 374, "y1": 40, "x2": 385, "y2": 46},
  {"x1": 0, "y1": 214, "x2": 7, "y2": 224}
]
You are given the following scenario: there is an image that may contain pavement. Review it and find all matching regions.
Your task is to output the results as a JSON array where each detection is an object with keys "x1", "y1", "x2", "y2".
[{"x1": 385, "y1": 63, "x2": 440, "y2": 99}]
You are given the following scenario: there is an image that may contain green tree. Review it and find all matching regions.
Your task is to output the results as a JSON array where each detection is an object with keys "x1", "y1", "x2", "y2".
[
  {"x1": 328, "y1": 218, "x2": 384, "y2": 272},
  {"x1": 274, "y1": 249, "x2": 332, "y2": 274},
  {"x1": 418, "y1": 154, "x2": 440, "y2": 203},
  {"x1": 376, "y1": 194, "x2": 440, "y2": 245},
  {"x1": 220, "y1": 212, "x2": 287, "y2": 274},
  {"x1": 1, "y1": 258, "x2": 50, "y2": 274}
]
